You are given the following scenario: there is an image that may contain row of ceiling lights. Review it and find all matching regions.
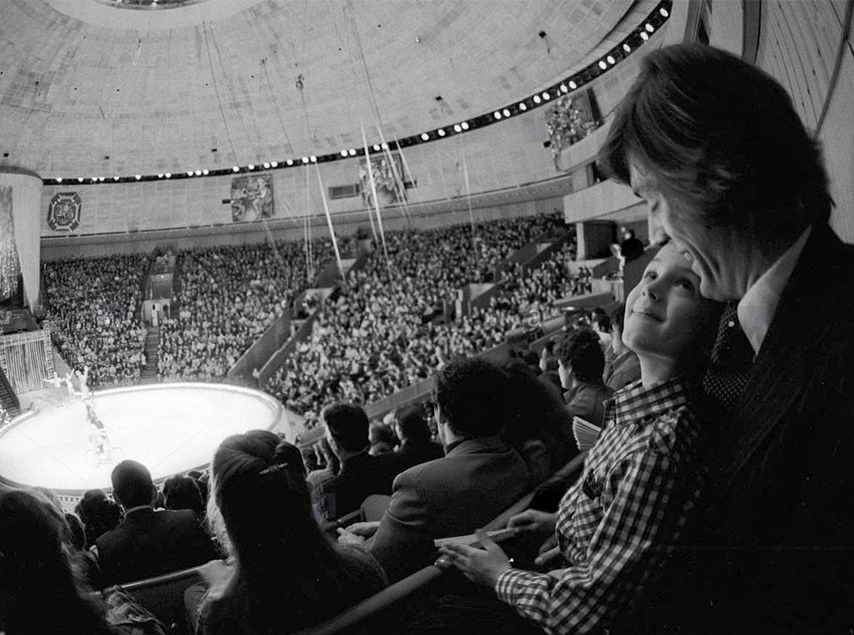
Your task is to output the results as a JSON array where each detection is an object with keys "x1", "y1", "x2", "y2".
[{"x1": 46, "y1": 1, "x2": 670, "y2": 186}]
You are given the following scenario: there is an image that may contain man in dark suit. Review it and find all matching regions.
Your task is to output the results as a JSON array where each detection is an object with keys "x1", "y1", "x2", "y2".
[
  {"x1": 96, "y1": 460, "x2": 218, "y2": 586},
  {"x1": 314, "y1": 403, "x2": 397, "y2": 523},
  {"x1": 600, "y1": 43, "x2": 854, "y2": 634},
  {"x1": 338, "y1": 358, "x2": 531, "y2": 582},
  {"x1": 391, "y1": 403, "x2": 443, "y2": 472}
]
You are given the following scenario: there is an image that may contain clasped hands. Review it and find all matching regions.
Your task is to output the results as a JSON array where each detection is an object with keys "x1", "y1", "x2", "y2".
[{"x1": 436, "y1": 509, "x2": 560, "y2": 588}]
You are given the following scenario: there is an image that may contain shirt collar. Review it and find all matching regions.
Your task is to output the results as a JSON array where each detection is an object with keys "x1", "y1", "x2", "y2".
[
  {"x1": 738, "y1": 226, "x2": 812, "y2": 355},
  {"x1": 604, "y1": 376, "x2": 696, "y2": 427},
  {"x1": 123, "y1": 504, "x2": 153, "y2": 515}
]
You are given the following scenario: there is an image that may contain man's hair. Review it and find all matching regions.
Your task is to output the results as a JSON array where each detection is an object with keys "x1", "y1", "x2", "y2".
[
  {"x1": 591, "y1": 308, "x2": 611, "y2": 332},
  {"x1": 599, "y1": 43, "x2": 831, "y2": 236},
  {"x1": 434, "y1": 358, "x2": 508, "y2": 438},
  {"x1": 395, "y1": 404, "x2": 431, "y2": 443},
  {"x1": 555, "y1": 328, "x2": 605, "y2": 383},
  {"x1": 111, "y1": 459, "x2": 154, "y2": 508},
  {"x1": 323, "y1": 403, "x2": 370, "y2": 453},
  {"x1": 608, "y1": 302, "x2": 627, "y2": 333}
]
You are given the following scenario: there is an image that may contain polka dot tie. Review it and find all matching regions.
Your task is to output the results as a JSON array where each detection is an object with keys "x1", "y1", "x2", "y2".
[{"x1": 702, "y1": 302, "x2": 754, "y2": 412}]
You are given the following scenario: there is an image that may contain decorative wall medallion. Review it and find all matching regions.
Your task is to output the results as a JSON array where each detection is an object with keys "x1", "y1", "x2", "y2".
[{"x1": 47, "y1": 192, "x2": 81, "y2": 232}]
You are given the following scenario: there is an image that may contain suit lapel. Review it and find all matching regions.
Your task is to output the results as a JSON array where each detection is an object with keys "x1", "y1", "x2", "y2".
[{"x1": 716, "y1": 224, "x2": 840, "y2": 489}]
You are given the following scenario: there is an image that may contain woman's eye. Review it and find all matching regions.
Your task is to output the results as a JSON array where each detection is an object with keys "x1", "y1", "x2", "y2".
[
  {"x1": 643, "y1": 270, "x2": 657, "y2": 280},
  {"x1": 677, "y1": 279, "x2": 694, "y2": 291}
]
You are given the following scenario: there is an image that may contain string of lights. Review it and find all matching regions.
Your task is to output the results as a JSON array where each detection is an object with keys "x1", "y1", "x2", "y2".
[{"x1": 43, "y1": 1, "x2": 671, "y2": 187}]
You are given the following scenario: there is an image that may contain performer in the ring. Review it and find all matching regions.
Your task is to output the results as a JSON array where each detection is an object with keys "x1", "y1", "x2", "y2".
[{"x1": 86, "y1": 401, "x2": 110, "y2": 460}]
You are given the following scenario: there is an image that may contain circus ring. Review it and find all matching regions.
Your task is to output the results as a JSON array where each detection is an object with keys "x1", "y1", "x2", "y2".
[{"x1": 0, "y1": 383, "x2": 286, "y2": 510}]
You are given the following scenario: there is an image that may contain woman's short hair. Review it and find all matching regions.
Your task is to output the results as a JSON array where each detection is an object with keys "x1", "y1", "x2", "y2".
[{"x1": 599, "y1": 43, "x2": 831, "y2": 235}]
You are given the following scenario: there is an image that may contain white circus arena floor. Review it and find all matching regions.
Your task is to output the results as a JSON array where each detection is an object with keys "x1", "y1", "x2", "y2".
[{"x1": 0, "y1": 383, "x2": 286, "y2": 502}]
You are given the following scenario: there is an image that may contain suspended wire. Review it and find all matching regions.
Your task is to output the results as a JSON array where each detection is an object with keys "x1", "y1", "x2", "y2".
[
  {"x1": 201, "y1": 22, "x2": 239, "y2": 168},
  {"x1": 344, "y1": 0, "x2": 414, "y2": 225}
]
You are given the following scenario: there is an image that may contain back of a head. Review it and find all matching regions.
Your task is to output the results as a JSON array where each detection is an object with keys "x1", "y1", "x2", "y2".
[
  {"x1": 502, "y1": 362, "x2": 572, "y2": 443},
  {"x1": 395, "y1": 404, "x2": 431, "y2": 444},
  {"x1": 556, "y1": 328, "x2": 606, "y2": 383},
  {"x1": 1, "y1": 490, "x2": 112, "y2": 635},
  {"x1": 163, "y1": 475, "x2": 204, "y2": 516},
  {"x1": 76, "y1": 489, "x2": 122, "y2": 545},
  {"x1": 435, "y1": 358, "x2": 509, "y2": 438},
  {"x1": 323, "y1": 403, "x2": 370, "y2": 454},
  {"x1": 209, "y1": 430, "x2": 318, "y2": 570},
  {"x1": 111, "y1": 459, "x2": 154, "y2": 508},
  {"x1": 599, "y1": 43, "x2": 830, "y2": 234},
  {"x1": 608, "y1": 302, "x2": 627, "y2": 334}
]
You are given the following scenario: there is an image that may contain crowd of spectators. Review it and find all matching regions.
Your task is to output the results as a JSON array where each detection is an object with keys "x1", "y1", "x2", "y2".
[
  {"x1": 157, "y1": 239, "x2": 332, "y2": 379},
  {"x1": 266, "y1": 217, "x2": 589, "y2": 425},
  {"x1": 266, "y1": 214, "x2": 586, "y2": 425},
  {"x1": 41, "y1": 254, "x2": 149, "y2": 387}
]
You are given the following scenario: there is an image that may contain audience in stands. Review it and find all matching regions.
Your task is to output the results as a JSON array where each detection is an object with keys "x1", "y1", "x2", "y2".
[
  {"x1": 158, "y1": 239, "x2": 332, "y2": 380},
  {"x1": 390, "y1": 403, "x2": 444, "y2": 472},
  {"x1": 556, "y1": 328, "x2": 614, "y2": 425},
  {"x1": 76, "y1": 489, "x2": 123, "y2": 550},
  {"x1": 162, "y1": 474, "x2": 206, "y2": 520},
  {"x1": 501, "y1": 360, "x2": 577, "y2": 484},
  {"x1": 439, "y1": 244, "x2": 723, "y2": 635},
  {"x1": 603, "y1": 302, "x2": 641, "y2": 392},
  {"x1": 266, "y1": 216, "x2": 586, "y2": 427},
  {"x1": 600, "y1": 42, "x2": 854, "y2": 634},
  {"x1": 0, "y1": 489, "x2": 116, "y2": 635},
  {"x1": 97, "y1": 459, "x2": 218, "y2": 586},
  {"x1": 313, "y1": 403, "x2": 398, "y2": 523},
  {"x1": 41, "y1": 254, "x2": 148, "y2": 387},
  {"x1": 188, "y1": 431, "x2": 386, "y2": 635},
  {"x1": 368, "y1": 422, "x2": 397, "y2": 456},
  {"x1": 338, "y1": 358, "x2": 531, "y2": 582}
]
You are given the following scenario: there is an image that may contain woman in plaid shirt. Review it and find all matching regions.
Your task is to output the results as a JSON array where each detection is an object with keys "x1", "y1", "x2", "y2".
[{"x1": 440, "y1": 243, "x2": 722, "y2": 634}]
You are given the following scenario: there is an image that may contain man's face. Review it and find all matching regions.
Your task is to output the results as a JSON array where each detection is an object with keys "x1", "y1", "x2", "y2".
[
  {"x1": 623, "y1": 243, "x2": 720, "y2": 362},
  {"x1": 629, "y1": 161, "x2": 739, "y2": 301}
]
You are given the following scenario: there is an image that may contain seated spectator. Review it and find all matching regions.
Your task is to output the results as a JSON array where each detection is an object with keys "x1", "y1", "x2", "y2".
[
  {"x1": 590, "y1": 308, "x2": 613, "y2": 354},
  {"x1": 394, "y1": 404, "x2": 445, "y2": 472},
  {"x1": 439, "y1": 243, "x2": 723, "y2": 634},
  {"x1": 189, "y1": 431, "x2": 386, "y2": 635},
  {"x1": 391, "y1": 404, "x2": 444, "y2": 472},
  {"x1": 76, "y1": 489, "x2": 123, "y2": 550},
  {"x1": 538, "y1": 356, "x2": 562, "y2": 393},
  {"x1": 97, "y1": 459, "x2": 218, "y2": 585},
  {"x1": 556, "y1": 328, "x2": 614, "y2": 425},
  {"x1": 306, "y1": 436, "x2": 340, "y2": 490},
  {"x1": 502, "y1": 361, "x2": 577, "y2": 484},
  {"x1": 163, "y1": 474, "x2": 206, "y2": 520},
  {"x1": 339, "y1": 358, "x2": 531, "y2": 582},
  {"x1": 314, "y1": 403, "x2": 398, "y2": 522},
  {"x1": 603, "y1": 302, "x2": 641, "y2": 391},
  {"x1": 0, "y1": 489, "x2": 115, "y2": 635},
  {"x1": 368, "y1": 422, "x2": 397, "y2": 456},
  {"x1": 619, "y1": 227, "x2": 645, "y2": 262}
]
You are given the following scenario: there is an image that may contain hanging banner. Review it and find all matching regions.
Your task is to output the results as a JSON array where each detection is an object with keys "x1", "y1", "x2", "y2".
[
  {"x1": 358, "y1": 153, "x2": 406, "y2": 208},
  {"x1": 47, "y1": 192, "x2": 81, "y2": 232},
  {"x1": 231, "y1": 173, "x2": 274, "y2": 222}
]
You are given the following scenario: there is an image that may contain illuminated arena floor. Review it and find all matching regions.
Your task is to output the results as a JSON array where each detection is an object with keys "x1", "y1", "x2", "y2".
[{"x1": 0, "y1": 383, "x2": 285, "y2": 496}]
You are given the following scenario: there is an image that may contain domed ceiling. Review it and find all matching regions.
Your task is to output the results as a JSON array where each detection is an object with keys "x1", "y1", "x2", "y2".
[{"x1": 0, "y1": 0, "x2": 659, "y2": 178}]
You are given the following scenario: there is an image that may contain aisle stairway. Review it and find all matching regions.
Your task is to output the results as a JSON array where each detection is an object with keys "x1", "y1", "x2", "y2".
[
  {"x1": 141, "y1": 326, "x2": 160, "y2": 380},
  {"x1": 0, "y1": 367, "x2": 20, "y2": 417}
]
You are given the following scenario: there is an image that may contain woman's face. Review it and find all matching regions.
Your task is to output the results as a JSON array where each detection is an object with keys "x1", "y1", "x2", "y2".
[{"x1": 629, "y1": 161, "x2": 742, "y2": 301}]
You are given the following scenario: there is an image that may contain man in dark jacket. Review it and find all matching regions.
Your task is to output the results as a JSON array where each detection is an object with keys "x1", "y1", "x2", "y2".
[{"x1": 97, "y1": 460, "x2": 218, "y2": 586}]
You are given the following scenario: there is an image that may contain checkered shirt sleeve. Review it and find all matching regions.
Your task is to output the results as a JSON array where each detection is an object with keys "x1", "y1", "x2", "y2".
[{"x1": 495, "y1": 378, "x2": 705, "y2": 635}]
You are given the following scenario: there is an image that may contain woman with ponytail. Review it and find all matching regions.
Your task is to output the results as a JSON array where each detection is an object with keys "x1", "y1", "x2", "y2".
[{"x1": 194, "y1": 430, "x2": 386, "y2": 635}]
